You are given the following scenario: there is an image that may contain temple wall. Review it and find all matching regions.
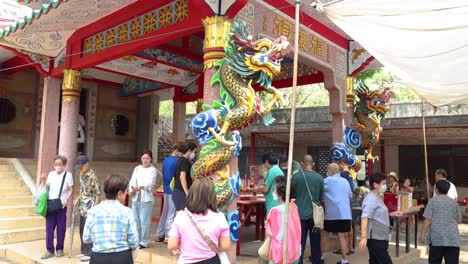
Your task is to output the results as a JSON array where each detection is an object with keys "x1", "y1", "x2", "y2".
[
  {"x1": 0, "y1": 71, "x2": 40, "y2": 158},
  {"x1": 93, "y1": 84, "x2": 139, "y2": 162}
]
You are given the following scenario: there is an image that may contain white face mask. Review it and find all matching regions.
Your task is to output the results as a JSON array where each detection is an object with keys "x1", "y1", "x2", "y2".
[
  {"x1": 379, "y1": 184, "x2": 387, "y2": 194},
  {"x1": 189, "y1": 153, "x2": 196, "y2": 160},
  {"x1": 272, "y1": 191, "x2": 278, "y2": 201},
  {"x1": 55, "y1": 166, "x2": 64, "y2": 174}
]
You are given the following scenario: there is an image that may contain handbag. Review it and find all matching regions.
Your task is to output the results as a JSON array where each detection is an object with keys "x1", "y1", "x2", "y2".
[
  {"x1": 47, "y1": 172, "x2": 67, "y2": 215},
  {"x1": 35, "y1": 185, "x2": 49, "y2": 218},
  {"x1": 257, "y1": 235, "x2": 271, "y2": 260},
  {"x1": 301, "y1": 169, "x2": 324, "y2": 230},
  {"x1": 184, "y1": 209, "x2": 230, "y2": 264}
]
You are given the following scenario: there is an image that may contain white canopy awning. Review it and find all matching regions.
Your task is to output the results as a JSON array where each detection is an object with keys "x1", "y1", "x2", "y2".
[{"x1": 320, "y1": 0, "x2": 468, "y2": 106}]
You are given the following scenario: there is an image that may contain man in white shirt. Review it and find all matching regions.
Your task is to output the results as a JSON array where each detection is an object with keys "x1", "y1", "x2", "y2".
[{"x1": 433, "y1": 168, "x2": 458, "y2": 201}]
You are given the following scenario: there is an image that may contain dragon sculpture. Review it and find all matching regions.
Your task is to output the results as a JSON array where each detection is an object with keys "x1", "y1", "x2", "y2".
[
  {"x1": 331, "y1": 82, "x2": 393, "y2": 187},
  {"x1": 344, "y1": 81, "x2": 394, "y2": 161},
  {"x1": 190, "y1": 22, "x2": 289, "y2": 240}
]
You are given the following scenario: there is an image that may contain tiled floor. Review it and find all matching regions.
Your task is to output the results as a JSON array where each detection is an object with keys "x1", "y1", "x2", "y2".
[{"x1": 1, "y1": 223, "x2": 466, "y2": 264}]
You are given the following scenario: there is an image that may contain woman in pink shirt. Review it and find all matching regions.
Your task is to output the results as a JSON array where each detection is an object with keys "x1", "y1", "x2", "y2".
[
  {"x1": 265, "y1": 176, "x2": 302, "y2": 264},
  {"x1": 168, "y1": 177, "x2": 231, "y2": 264}
]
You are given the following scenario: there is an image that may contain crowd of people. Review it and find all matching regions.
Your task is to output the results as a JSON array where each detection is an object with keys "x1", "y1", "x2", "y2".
[{"x1": 34, "y1": 146, "x2": 462, "y2": 264}]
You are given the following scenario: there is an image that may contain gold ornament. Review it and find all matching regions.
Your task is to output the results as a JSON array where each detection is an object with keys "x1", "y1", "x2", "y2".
[
  {"x1": 62, "y1": 69, "x2": 81, "y2": 103},
  {"x1": 202, "y1": 16, "x2": 232, "y2": 69},
  {"x1": 346, "y1": 76, "x2": 355, "y2": 107}
]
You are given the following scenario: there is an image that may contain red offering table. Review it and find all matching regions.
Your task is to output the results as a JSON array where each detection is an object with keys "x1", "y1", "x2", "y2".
[
  {"x1": 152, "y1": 192, "x2": 164, "y2": 223},
  {"x1": 236, "y1": 196, "x2": 265, "y2": 256}
]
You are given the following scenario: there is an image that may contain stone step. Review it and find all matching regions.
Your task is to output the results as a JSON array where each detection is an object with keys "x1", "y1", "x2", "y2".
[
  {"x1": 0, "y1": 196, "x2": 34, "y2": 206},
  {"x1": 0, "y1": 216, "x2": 44, "y2": 230},
  {"x1": 0, "y1": 178, "x2": 26, "y2": 187},
  {"x1": 0, "y1": 166, "x2": 13, "y2": 172},
  {"x1": 0, "y1": 227, "x2": 45, "y2": 244},
  {"x1": 0, "y1": 187, "x2": 30, "y2": 196},
  {"x1": 0, "y1": 172, "x2": 17, "y2": 179},
  {"x1": 0, "y1": 205, "x2": 37, "y2": 218}
]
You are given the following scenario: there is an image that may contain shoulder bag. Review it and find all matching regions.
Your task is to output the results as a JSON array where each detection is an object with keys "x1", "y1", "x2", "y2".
[
  {"x1": 184, "y1": 209, "x2": 230, "y2": 264},
  {"x1": 47, "y1": 172, "x2": 67, "y2": 215},
  {"x1": 301, "y1": 169, "x2": 324, "y2": 230},
  {"x1": 257, "y1": 236, "x2": 271, "y2": 260}
]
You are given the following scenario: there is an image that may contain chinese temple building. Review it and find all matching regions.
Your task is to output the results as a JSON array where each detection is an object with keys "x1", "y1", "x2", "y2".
[
  {"x1": 1, "y1": 0, "x2": 467, "y2": 256},
  {"x1": 0, "y1": 0, "x2": 378, "y2": 182}
]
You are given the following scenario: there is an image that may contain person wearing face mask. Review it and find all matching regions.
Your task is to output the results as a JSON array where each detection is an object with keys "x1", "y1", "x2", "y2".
[
  {"x1": 41, "y1": 155, "x2": 74, "y2": 259},
  {"x1": 128, "y1": 150, "x2": 157, "y2": 249},
  {"x1": 73, "y1": 155, "x2": 101, "y2": 262},
  {"x1": 172, "y1": 142, "x2": 197, "y2": 211},
  {"x1": 83, "y1": 174, "x2": 138, "y2": 264},
  {"x1": 246, "y1": 151, "x2": 284, "y2": 214},
  {"x1": 264, "y1": 176, "x2": 302, "y2": 264},
  {"x1": 155, "y1": 143, "x2": 183, "y2": 243},
  {"x1": 359, "y1": 172, "x2": 403, "y2": 264}
]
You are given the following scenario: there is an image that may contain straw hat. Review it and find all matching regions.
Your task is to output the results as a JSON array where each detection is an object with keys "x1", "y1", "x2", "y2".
[{"x1": 388, "y1": 172, "x2": 399, "y2": 181}]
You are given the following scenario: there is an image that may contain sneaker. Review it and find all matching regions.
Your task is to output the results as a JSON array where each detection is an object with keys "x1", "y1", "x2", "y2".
[
  {"x1": 139, "y1": 244, "x2": 149, "y2": 249},
  {"x1": 80, "y1": 255, "x2": 91, "y2": 262},
  {"x1": 56, "y1": 250, "x2": 64, "y2": 257},
  {"x1": 40, "y1": 252, "x2": 54, "y2": 259},
  {"x1": 75, "y1": 254, "x2": 84, "y2": 258}
]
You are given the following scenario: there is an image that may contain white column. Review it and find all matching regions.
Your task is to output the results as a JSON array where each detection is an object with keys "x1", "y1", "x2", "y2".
[{"x1": 150, "y1": 94, "x2": 161, "y2": 161}]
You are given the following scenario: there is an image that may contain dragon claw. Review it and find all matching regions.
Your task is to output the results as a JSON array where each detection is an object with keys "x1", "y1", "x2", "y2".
[{"x1": 208, "y1": 127, "x2": 236, "y2": 146}]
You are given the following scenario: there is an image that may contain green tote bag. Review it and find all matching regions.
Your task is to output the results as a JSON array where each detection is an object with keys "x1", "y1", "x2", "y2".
[{"x1": 35, "y1": 186, "x2": 49, "y2": 218}]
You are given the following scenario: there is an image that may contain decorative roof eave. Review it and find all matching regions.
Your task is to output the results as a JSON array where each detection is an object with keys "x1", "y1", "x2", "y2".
[{"x1": 0, "y1": 0, "x2": 68, "y2": 38}]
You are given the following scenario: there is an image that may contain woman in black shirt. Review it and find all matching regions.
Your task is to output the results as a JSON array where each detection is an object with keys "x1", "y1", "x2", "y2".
[{"x1": 172, "y1": 142, "x2": 197, "y2": 211}]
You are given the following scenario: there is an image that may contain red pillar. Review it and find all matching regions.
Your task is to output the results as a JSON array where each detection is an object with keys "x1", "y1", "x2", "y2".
[
  {"x1": 367, "y1": 159, "x2": 373, "y2": 175},
  {"x1": 36, "y1": 77, "x2": 61, "y2": 185},
  {"x1": 57, "y1": 70, "x2": 81, "y2": 226},
  {"x1": 380, "y1": 139, "x2": 386, "y2": 173}
]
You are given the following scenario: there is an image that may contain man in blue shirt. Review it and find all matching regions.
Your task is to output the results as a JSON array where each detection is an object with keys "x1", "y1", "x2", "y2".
[
  {"x1": 323, "y1": 163, "x2": 352, "y2": 264},
  {"x1": 155, "y1": 143, "x2": 181, "y2": 242},
  {"x1": 336, "y1": 157, "x2": 355, "y2": 255}
]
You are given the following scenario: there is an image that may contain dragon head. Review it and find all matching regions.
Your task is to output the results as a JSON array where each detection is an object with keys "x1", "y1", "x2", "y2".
[
  {"x1": 232, "y1": 35, "x2": 289, "y2": 79},
  {"x1": 356, "y1": 82, "x2": 394, "y2": 115},
  {"x1": 226, "y1": 22, "x2": 290, "y2": 88}
]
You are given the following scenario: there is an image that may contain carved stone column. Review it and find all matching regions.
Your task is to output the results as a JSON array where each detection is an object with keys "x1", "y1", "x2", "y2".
[
  {"x1": 58, "y1": 69, "x2": 81, "y2": 225},
  {"x1": 203, "y1": 15, "x2": 239, "y2": 263},
  {"x1": 324, "y1": 73, "x2": 347, "y2": 144},
  {"x1": 36, "y1": 77, "x2": 61, "y2": 186},
  {"x1": 172, "y1": 102, "x2": 186, "y2": 143}
]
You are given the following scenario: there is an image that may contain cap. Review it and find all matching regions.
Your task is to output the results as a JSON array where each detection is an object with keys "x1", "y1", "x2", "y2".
[{"x1": 75, "y1": 155, "x2": 89, "y2": 169}]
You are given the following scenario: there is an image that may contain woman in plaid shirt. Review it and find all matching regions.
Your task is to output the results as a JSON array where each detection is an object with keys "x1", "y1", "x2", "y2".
[{"x1": 83, "y1": 174, "x2": 139, "y2": 264}]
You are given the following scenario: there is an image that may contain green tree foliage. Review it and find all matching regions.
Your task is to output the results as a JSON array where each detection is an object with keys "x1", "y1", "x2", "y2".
[
  {"x1": 160, "y1": 68, "x2": 420, "y2": 118},
  {"x1": 355, "y1": 68, "x2": 420, "y2": 102},
  {"x1": 259, "y1": 83, "x2": 329, "y2": 108}
]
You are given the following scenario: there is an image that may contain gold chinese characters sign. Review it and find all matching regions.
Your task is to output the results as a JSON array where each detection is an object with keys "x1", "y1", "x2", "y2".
[
  {"x1": 262, "y1": 14, "x2": 329, "y2": 62},
  {"x1": 62, "y1": 69, "x2": 81, "y2": 103}
]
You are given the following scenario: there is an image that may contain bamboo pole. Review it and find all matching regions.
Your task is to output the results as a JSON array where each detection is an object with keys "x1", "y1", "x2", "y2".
[
  {"x1": 422, "y1": 99, "x2": 430, "y2": 199},
  {"x1": 283, "y1": 0, "x2": 300, "y2": 262}
]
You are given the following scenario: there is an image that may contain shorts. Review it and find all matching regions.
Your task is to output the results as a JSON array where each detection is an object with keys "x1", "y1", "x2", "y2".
[{"x1": 324, "y1": 220, "x2": 351, "y2": 233}]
